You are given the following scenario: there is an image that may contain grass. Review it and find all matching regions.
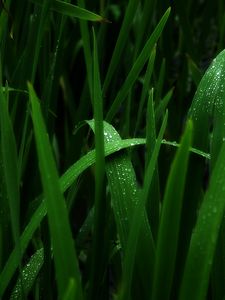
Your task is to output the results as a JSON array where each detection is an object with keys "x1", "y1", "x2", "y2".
[{"x1": 0, "y1": 0, "x2": 225, "y2": 299}]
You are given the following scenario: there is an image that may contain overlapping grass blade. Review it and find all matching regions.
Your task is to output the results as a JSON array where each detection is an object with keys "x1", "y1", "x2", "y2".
[
  {"x1": 32, "y1": 0, "x2": 107, "y2": 22},
  {"x1": 0, "y1": 137, "x2": 146, "y2": 297},
  {"x1": 152, "y1": 120, "x2": 192, "y2": 300},
  {"x1": 119, "y1": 111, "x2": 168, "y2": 300},
  {"x1": 28, "y1": 83, "x2": 83, "y2": 299},
  {"x1": 145, "y1": 89, "x2": 160, "y2": 238},
  {"x1": 155, "y1": 58, "x2": 166, "y2": 105},
  {"x1": 155, "y1": 88, "x2": 174, "y2": 125},
  {"x1": 77, "y1": 0, "x2": 92, "y2": 97},
  {"x1": 87, "y1": 29, "x2": 106, "y2": 299},
  {"x1": 106, "y1": 8, "x2": 170, "y2": 122},
  {"x1": 87, "y1": 119, "x2": 155, "y2": 299},
  {"x1": 179, "y1": 136, "x2": 225, "y2": 300},
  {"x1": 103, "y1": 0, "x2": 140, "y2": 93},
  {"x1": 0, "y1": 83, "x2": 20, "y2": 262},
  {"x1": 10, "y1": 248, "x2": 44, "y2": 299},
  {"x1": 135, "y1": 46, "x2": 156, "y2": 136}
]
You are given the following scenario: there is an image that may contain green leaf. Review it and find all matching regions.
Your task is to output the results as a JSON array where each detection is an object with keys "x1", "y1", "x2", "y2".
[
  {"x1": 152, "y1": 120, "x2": 193, "y2": 299},
  {"x1": 32, "y1": 0, "x2": 108, "y2": 22},
  {"x1": 87, "y1": 119, "x2": 155, "y2": 300},
  {"x1": 87, "y1": 29, "x2": 106, "y2": 299},
  {"x1": 106, "y1": 8, "x2": 171, "y2": 122},
  {"x1": 10, "y1": 248, "x2": 44, "y2": 299},
  {"x1": 0, "y1": 137, "x2": 146, "y2": 297},
  {"x1": 28, "y1": 83, "x2": 83, "y2": 299},
  {"x1": 188, "y1": 49, "x2": 225, "y2": 168},
  {"x1": 179, "y1": 133, "x2": 225, "y2": 300},
  {"x1": 119, "y1": 111, "x2": 168, "y2": 300}
]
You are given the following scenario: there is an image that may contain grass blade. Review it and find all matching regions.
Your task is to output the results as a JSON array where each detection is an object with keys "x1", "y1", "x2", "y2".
[
  {"x1": 106, "y1": 8, "x2": 171, "y2": 122},
  {"x1": 10, "y1": 248, "x2": 44, "y2": 300},
  {"x1": 179, "y1": 135, "x2": 225, "y2": 300},
  {"x1": 32, "y1": 0, "x2": 107, "y2": 22},
  {"x1": 0, "y1": 137, "x2": 146, "y2": 297},
  {"x1": 28, "y1": 83, "x2": 83, "y2": 299},
  {"x1": 87, "y1": 29, "x2": 106, "y2": 299},
  {"x1": 119, "y1": 111, "x2": 168, "y2": 300},
  {"x1": 152, "y1": 120, "x2": 193, "y2": 300}
]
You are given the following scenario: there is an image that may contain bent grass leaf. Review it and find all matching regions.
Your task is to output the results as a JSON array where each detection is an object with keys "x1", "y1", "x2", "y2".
[
  {"x1": 87, "y1": 119, "x2": 155, "y2": 300},
  {"x1": 0, "y1": 137, "x2": 146, "y2": 297}
]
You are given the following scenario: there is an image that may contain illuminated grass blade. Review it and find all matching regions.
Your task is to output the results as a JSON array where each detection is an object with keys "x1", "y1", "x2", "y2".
[
  {"x1": 189, "y1": 49, "x2": 225, "y2": 167},
  {"x1": 28, "y1": 83, "x2": 83, "y2": 299},
  {"x1": 87, "y1": 119, "x2": 155, "y2": 299}
]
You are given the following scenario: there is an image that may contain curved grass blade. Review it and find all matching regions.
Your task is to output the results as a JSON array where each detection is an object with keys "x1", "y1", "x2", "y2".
[
  {"x1": 32, "y1": 0, "x2": 107, "y2": 22},
  {"x1": 106, "y1": 8, "x2": 171, "y2": 122},
  {"x1": 179, "y1": 137, "x2": 225, "y2": 300},
  {"x1": 151, "y1": 120, "x2": 193, "y2": 300},
  {"x1": 87, "y1": 119, "x2": 155, "y2": 299},
  {"x1": 28, "y1": 83, "x2": 83, "y2": 299},
  {"x1": 0, "y1": 137, "x2": 146, "y2": 297},
  {"x1": 10, "y1": 248, "x2": 44, "y2": 300},
  {"x1": 188, "y1": 49, "x2": 225, "y2": 167}
]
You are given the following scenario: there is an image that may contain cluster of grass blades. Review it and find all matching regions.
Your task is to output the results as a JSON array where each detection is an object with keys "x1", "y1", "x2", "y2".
[{"x1": 1, "y1": 0, "x2": 225, "y2": 299}]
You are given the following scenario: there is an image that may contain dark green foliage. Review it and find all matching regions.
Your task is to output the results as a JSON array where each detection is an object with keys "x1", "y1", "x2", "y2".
[{"x1": 0, "y1": 1, "x2": 225, "y2": 299}]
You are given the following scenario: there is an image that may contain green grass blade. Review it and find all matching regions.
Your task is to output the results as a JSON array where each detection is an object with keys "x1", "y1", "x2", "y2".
[
  {"x1": 10, "y1": 248, "x2": 44, "y2": 299},
  {"x1": 87, "y1": 29, "x2": 106, "y2": 299},
  {"x1": 187, "y1": 55, "x2": 202, "y2": 87},
  {"x1": 0, "y1": 84, "x2": 20, "y2": 254},
  {"x1": 119, "y1": 111, "x2": 168, "y2": 300},
  {"x1": 151, "y1": 120, "x2": 193, "y2": 300},
  {"x1": 77, "y1": 0, "x2": 92, "y2": 97},
  {"x1": 0, "y1": 137, "x2": 146, "y2": 297},
  {"x1": 134, "y1": 46, "x2": 156, "y2": 136},
  {"x1": 106, "y1": 8, "x2": 171, "y2": 122},
  {"x1": 145, "y1": 89, "x2": 160, "y2": 238},
  {"x1": 179, "y1": 134, "x2": 225, "y2": 300},
  {"x1": 87, "y1": 119, "x2": 155, "y2": 299},
  {"x1": 155, "y1": 87, "x2": 174, "y2": 125},
  {"x1": 32, "y1": 0, "x2": 107, "y2": 22},
  {"x1": 188, "y1": 49, "x2": 225, "y2": 166},
  {"x1": 155, "y1": 58, "x2": 166, "y2": 105},
  {"x1": 103, "y1": 0, "x2": 140, "y2": 93},
  {"x1": 28, "y1": 83, "x2": 83, "y2": 299}
]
